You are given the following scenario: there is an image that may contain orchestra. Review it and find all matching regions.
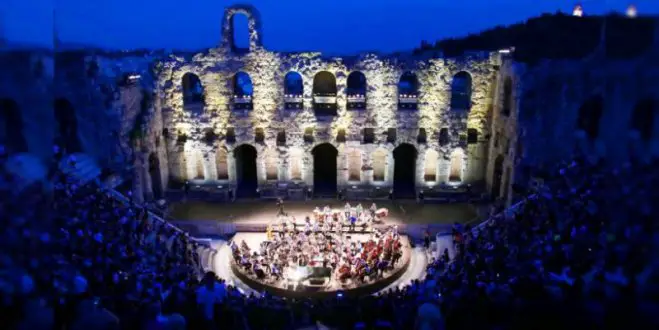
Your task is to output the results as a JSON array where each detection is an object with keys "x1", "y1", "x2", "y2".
[{"x1": 231, "y1": 203, "x2": 402, "y2": 290}]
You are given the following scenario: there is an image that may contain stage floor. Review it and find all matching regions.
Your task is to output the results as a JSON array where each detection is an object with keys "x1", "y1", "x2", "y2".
[{"x1": 168, "y1": 199, "x2": 479, "y2": 225}]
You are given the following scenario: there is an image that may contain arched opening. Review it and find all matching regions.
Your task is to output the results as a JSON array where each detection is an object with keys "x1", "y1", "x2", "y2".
[
  {"x1": 149, "y1": 153, "x2": 163, "y2": 199},
  {"x1": 54, "y1": 98, "x2": 81, "y2": 153},
  {"x1": 264, "y1": 149, "x2": 278, "y2": 181},
  {"x1": 451, "y1": 71, "x2": 472, "y2": 110},
  {"x1": 576, "y1": 96, "x2": 604, "y2": 140},
  {"x1": 289, "y1": 148, "x2": 303, "y2": 181},
  {"x1": 393, "y1": 143, "x2": 417, "y2": 198},
  {"x1": 502, "y1": 77, "x2": 513, "y2": 116},
  {"x1": 491, "y1": 155, "x2": 504, "y2": 199},
  {"x1": 284, "y1": 71, "x2": 303, "y2": 96},
  {"x1": 347, "y1": 148, "x2": 362, "y2": 182},
  {"x1": 0, "y1": 98, "x2": 27, "y2": 154},
  {"x1": 424, "y1": 149, "x2": 439, "y2": 182},
  {"x1": 346, "y1": 71, "x2": 366, "y2": 96},
  {"x1": 233, "y1": 72, "x2": 253, "y2": 96},
  {"x1": 231, "y1": 13, "x2": 250, "y2": 52},
  {"x1": 448, "y1": 149, "x2": 464, "y2": 183},
  {"x1": 234, "y1": 144, "x2": 258, "y2": 198},
  {"x1": 372, "y1": 148, "x2": 387, "y2": 182},
  {"x1": 182, "y1": 73, "x2": 204, "y2": 106},
  {"x1": 347, "y1": 71, "x2": 367, "y2": 110},
  {"x1": 312, "y1": 143, "x2": 338, "y2": 196},
  {"x1": 398, "y1": 72, "x2": 419, "y2": 110},
  {"x1": 313, "y1": 71, "x2": 337, "y2": 115},
  {"x1": 502, "y1": 167, "x2": 511, "y2": 202},
  {"x1": 629, "y1": 98, "x2": 656, "y2": 141},
  {"x1": 233, "y1": 72, "x2": 254, "y2": 110},
  {"x1": 216, "y1": 148, "x2": 229, "y2": 180},
  {"x1": 194, "y1": 151, "x2": 205, "y2": 180}
]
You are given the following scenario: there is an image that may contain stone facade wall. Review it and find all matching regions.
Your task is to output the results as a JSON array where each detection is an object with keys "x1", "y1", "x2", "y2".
[{"x1": 154, "y1": 4, "x2": 499, "y2": 195}]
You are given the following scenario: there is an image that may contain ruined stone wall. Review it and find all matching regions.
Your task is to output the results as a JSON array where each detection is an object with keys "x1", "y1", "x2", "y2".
[{"x1": 154, "y1": 5, "x2": 498, "y2": 194}]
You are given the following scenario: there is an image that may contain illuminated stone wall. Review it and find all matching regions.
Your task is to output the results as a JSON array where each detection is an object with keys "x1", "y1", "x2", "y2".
[{"x1": 155, "y1": 4, "x2": 499, "y2": 194}]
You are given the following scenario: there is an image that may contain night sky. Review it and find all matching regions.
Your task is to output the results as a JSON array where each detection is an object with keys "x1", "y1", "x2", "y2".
[{"x1": 3, "y1": 0, "x2": 658, "y2": 54}]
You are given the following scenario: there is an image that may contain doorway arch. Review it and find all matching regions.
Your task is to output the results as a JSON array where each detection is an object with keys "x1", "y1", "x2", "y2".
[
  {"x1": 0, "y1": 99, "x2": 27, "y2": 154},
  {"x1": 491, "y1": 155, "x2": 504, "y2": 199},
  {"x1": 393, "y1": 143, "x2": 417, "y2": 198},
  {"x1": 312, "y1": 143, "x2": 338, "y2": 197},
  {"x1": 234, "y1": 144, "x2": 258, "y2": 198},
  {"x1": 54, "y1": 98, "x2": 81, "y2": 153},
  {"x1": 149, "y1": 153, "x2": 163, "y2": 199}
]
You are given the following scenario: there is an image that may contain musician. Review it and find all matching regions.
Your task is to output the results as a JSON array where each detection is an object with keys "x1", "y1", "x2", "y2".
[
  {"x1": 266, "y1": 224, "x2": 274, "y2": 241},
  {"x1": 344, "y1": 202, "x2": 351, "y2": 220},
  {"x1": 355, "y1": 203, "x2": 363, "y2": 217},
  {"x1": 370, "y1": 203, "x2": 377, "y2": 218},
  {"x1": 277, "y1": 198, "x2": 285, "y2": 216}
]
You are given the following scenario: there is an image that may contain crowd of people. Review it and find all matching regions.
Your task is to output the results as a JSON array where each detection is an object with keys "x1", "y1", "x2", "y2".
[
  {"x1": 232, "y1": 224, "x2": 404, "y2": 289},
  {"x1": 2, "y1": 147, "x2": 658, "y2": 329}
]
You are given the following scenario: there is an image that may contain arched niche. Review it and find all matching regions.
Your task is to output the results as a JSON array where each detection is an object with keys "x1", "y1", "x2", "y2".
[
  {"x1": 148, "y1": 153, "x2": 163, "y2": 199},
  {"x1": 264, "y1": 148, "x2": 279, "y2": 181},
  {"x1": 629, "y1": 98, "x2": 656, "y2": 142},
  {"x1": 312, "y1": 143, "x2": 338, "y2": 195},
  {"x1": 289, "y1": 148, "x2": 303, "y2": 181},
  {"x1": 284, "y1": 71, "x2": 303, "y2": 96},
  {"x1": 234, "y1": 144, "x2": 258, "y2": 197},
  {"x1": 576, "y1": 95, "x2": 604, "y2": 141},
  {"x1": 220, "y1": 5, "x2": 263, "y2": 51},
  {"x1": 182, "y1": 73, "x2": 204, "y2": 106},
  {"x1": 216, "y1": 148, "x2": 229, "y2": 180},
  {"x1": 371, "y1": 148, "x2": 387, "y2": 182},
  {"x1": 347, "y1": 71, "x2": 367, "y2": 110},
  {"x1": 424, "y1": 149, "x2": 439, "y2": 182},
  {"x1": 0, "y1": 98, "x2": 27, "y2": 154},
  {"x1": 192, "y1": 150, "x2": 205, "y2": 180},
  {"x1": 346, "y1": 148, "x2": 362, "y2": 182},
  {"x1": 233, "y1": 72, "x2": 254, "y2": 96},
  {"x1": 312, "y1": 71, "x2": 337, "y2": 115},
  {"x1": 448, "y1": 148, "x2": 465, "y2": 183},
  {"x1": 450, "y1": 71, "x2": 472, "y2": 110},
  {"x1": 54, "y1": 98, "x2": 81, "y2": 153},
  {"x1": 393, "y1": 143, "x2": 418, "y2": 197},
  {"x1": 398, "y1": 72, "x2": 419, "y2": 110},
  {"x1": 491, "y1": 154, "x2": 504, "y2": 198}
]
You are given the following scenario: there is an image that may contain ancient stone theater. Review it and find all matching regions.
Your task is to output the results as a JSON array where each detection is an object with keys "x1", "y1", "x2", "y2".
[{"x1": 1, "y1": 4, "x2": 658, "y2": 206}]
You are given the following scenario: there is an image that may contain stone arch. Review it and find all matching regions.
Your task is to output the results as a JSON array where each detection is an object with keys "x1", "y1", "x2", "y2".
[
  {"x1": 491, "y1": 154, "x2": 504, "y2": 199},
  {"x1": 576, "y1": 95, "x2": 604, "y2": 140},
  {"x1": 233, "y1": 143, "x2": 258, "y2": 197},
  {"x1": 220, "y1": 4, "x2": 263, "y2": 51},
  {"x1": 346, "y1": 148, "x2": 362, "y2": 182},
  {"x1": 233, "y1": 71, "x2": 254, "y2": 96},
  {"x1": 191, "y1": 150, "x2": 205, "y2": 180},
  {"x1": 450, "y1": 71, "x2": 472, "y2": 110},
  {"x1": 263, "y1": 148, "x2": 279, "y2": 181},
  {"x1": 346, "y1": 71, "x2": 367, "y2": 97},
  {"x1": 313, "y1": 71, "x2": 338, "y2": 115},
  {"x1": 393, "y1": 143, "x2": 418, "y2": 197},
  {"x1": 284, "y1": 71, "x2": 303, "y2": 96},
  {"x1": 0, "y1": 98, "x2": 27, "y2": 154},
  {"x1": 216, "y1": 147, "x2": 229, "y2": 180},
  {"x1": 424, "y1": 149, "x2": 439, "y2": 182},
  {"x1": 371, "y1": 148, "x2": 387, "y2": 182},
  {"x1": 148, "y1": 153, "x2": 163, "y2": 199},
  {"x1": 448, "y1": 148, "x2": 465, "y2": 183},
  {"x1": 398, "y1": 71, "x2": 418, "y2": 96},
  {"x1": 54, "y1": 98, "x2": 81, "y2": 153},
  {"x1": 312, "y1": 143, "x2": 338, "y2": 196},
  {"x1": 289, "y1": 147, "x2": 303, "y2": 181},
  {"x1": 182, "y1": 73, "x2": 204, "y2": 106},
  {"x1": 629, "y1": 98, "x2": 656, "y2": 142},
  {"x1": 502, "y1": 76, "x2": 513, "y2": 116}
]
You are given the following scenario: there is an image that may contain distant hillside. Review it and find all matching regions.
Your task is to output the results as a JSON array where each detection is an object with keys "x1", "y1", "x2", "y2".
[{"x1": 416, "y1": 13, "x2": 657, "y2": 62}]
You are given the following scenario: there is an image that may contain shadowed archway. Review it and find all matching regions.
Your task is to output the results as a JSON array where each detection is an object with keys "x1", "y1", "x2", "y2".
[
  {"x1": 149, "y1": 153, "x2": 163, "y2": 199},
  {"x1": 492, "y1": 155, "x2": 504, "y2": 199},
  {"x1": 0, "y1": 98, "x2": 27, "y2": 154},
  {"x1": 393, "y1": 143, "x2": 417, "y2": 198},
  {"x1": 54, "y1": 98, "x2": 81, "y2": 153},
  {"x1": 234, "y1": 144, "x2": 258, "y2": 198},
  {"x1": 576, "y1": 96, "x2": 604, "y2": 140},
  {"x1": 312, "y1": 143, "x2": 338, "y2": 197}
]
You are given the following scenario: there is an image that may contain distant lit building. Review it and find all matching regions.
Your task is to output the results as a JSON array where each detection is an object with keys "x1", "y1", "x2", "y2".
[
  {"x1": 626, "y1": 4, "x2": 637, "y2": 18},
  {"x1": 573, "y1": 4, "x2": 584, "y2": 17}
]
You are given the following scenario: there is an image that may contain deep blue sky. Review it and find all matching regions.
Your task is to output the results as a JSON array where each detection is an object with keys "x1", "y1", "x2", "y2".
[{"x1": 3, "y1": 0, "x2": 658, "y2": 54}]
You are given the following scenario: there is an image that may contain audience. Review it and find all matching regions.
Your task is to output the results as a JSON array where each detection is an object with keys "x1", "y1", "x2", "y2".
[{"x1": 1, "y1": 149, "x2": 658, "y2": 330}]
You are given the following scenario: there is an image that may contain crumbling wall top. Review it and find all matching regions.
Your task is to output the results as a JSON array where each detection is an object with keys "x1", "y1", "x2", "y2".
[{"x1": 220, "y1": 4, "x2": 263, "y2": 52}]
